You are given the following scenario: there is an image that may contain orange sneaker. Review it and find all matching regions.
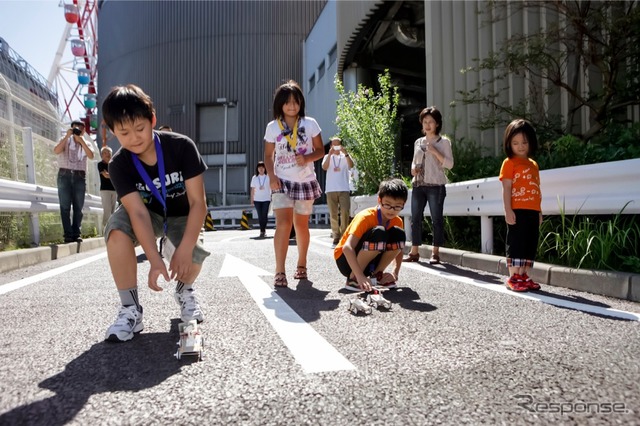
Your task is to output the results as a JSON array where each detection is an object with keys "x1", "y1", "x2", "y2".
[
  {"x1": 505, "y1": 274, "x2": 528, "y2": 292},
  {"x1": 521, "y1": 273, "x2": 541, "y2": 290}
]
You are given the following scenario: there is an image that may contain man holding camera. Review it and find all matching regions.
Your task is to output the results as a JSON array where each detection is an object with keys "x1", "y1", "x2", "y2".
[
  {"x1": 54, "y1": 120, "x2": 95, "y2": 243},
  {"x1": 322, "y1": 137, "x2": 354, "y2": 247}
]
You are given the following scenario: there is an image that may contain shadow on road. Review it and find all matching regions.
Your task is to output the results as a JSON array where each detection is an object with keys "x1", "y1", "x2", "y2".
[
  {"x1": 384, "y1": 287, "x2": 438, "y2": 312},
  {"x1": 0, "y1": 319, "x2": 190, "y2": 426},
  {"x1": 272, "y1": 280, "x2": 340, "y2": 322}
]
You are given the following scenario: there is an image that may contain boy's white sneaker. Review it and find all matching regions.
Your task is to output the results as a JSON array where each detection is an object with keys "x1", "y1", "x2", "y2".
[
  {"x1": 105, "y1": 305, "x2": 143, "y2": 342},
  {"x1": 174, "y1": 289, "x2": 204, "y2": 323}
]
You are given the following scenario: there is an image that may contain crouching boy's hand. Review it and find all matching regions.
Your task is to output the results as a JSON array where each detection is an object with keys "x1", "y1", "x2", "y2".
[
  {"x1": 148, "y1": 257, "x2": 170, "y2": 291},
  {"x1": 168, "y1": 245, "x2": 193, "y2": 282}
]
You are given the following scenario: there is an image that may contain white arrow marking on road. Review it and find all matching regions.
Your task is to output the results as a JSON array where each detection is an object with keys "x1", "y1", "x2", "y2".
[
  {"x1": 219, "y1": 254, "x2": 356, "y2": 373},
  {"x1": 0, "y1": 252, "x2": 108, "y2": 296}
]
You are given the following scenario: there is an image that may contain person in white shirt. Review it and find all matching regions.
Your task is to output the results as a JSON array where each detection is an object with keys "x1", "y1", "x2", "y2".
[
  {"x1": 250, "y1": 161, "x2": 271, "y2": 238},
  {"x1": 322, "y1": 137, "x2": 354, "y2": 246},
  {"x1": 53, "y1": 119, "x2": 95, "y2": 243}
]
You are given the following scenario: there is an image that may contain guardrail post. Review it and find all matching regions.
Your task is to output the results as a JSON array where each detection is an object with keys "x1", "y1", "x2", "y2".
[
  {"x1": 480, "y1": 215, "x2": 493, "y2": 254},
  {"x1": 403, "y1": 214, "x2": 412, "y2": 244},
  {"x1": 22, "y1": 128, "x2": 39, "y2": 246}
]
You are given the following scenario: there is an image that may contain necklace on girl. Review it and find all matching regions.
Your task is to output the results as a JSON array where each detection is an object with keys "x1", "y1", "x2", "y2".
[{"x1": 258, "y1": 175, "x2": 266, "y2": 190}]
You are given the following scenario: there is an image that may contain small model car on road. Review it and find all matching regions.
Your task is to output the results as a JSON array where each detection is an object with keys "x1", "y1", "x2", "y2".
[{"x1": 175, "y1": 320, "x2": 204, "y2": 361}]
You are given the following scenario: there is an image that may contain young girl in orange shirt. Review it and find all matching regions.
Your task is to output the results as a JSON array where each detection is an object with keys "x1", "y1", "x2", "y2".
[{"x1": 499, "y1": 119, "x2": 543, "y2": 292}]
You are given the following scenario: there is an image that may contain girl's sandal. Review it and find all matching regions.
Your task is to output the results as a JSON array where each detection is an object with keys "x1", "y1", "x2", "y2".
[
  {"x1": 274, "y1": 272, "x2": 288, "y2": 288},
  {"x1": 293, "y1": 266, "x2": 308, "y2": 280}
]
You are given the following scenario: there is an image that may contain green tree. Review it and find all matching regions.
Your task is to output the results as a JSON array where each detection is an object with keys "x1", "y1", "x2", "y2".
[
  {"x1": 335, "y1": 69, "x2": 400, "y2": 195},
  {"x1": 459, "y1": 0, "x2": 640, "y2": 141}
]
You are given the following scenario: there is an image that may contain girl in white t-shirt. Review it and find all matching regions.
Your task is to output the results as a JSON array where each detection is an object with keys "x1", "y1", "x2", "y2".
[
  {"x1": 264, "y1": 80, "x2": 324, "y2": 288},
  {"x1": 250, "y1": 161, "x2": 271, "y2": 238}
]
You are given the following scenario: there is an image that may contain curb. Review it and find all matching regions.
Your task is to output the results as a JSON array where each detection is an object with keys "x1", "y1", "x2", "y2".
[
  {"x1": 410, "y1": 246, "x2": 640, "y2": 303},
  {"x1": 0, "y1": 237, "x2": 106, "y2": 274}
]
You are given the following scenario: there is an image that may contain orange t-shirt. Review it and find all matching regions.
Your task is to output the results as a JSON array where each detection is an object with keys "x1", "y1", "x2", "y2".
[
  {"x1": 499, "y1": 157, "x2": 541, "y2": 211},
  {"x1": 333, "y1": 206, "x2": 404, "y2": 260}
]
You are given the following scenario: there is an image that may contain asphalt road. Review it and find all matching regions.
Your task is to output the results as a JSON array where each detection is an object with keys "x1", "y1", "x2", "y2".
[{"x1": 0, "y1": 228, "x2": 639, "y2": 425}]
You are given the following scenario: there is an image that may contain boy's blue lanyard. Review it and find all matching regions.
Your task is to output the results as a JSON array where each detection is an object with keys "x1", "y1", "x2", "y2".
[
  {"x1": 376, "y1": 206, "x2": 389, "y2": 230},
  {"x1": 132, "y1": 133, "x2": 168, "y2": 237}
]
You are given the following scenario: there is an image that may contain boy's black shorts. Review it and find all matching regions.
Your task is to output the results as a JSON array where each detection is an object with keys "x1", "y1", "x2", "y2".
[{"x1": 336, "y1": 225, "x2": 405, "y2": 277}]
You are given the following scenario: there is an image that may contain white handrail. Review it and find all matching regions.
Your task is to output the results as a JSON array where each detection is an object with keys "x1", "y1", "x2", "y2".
[{"x1": 352, "y1": 158, "x2": 640, "y2": 253}]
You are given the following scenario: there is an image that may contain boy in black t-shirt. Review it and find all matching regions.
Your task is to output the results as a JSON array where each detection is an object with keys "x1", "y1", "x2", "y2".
[{"x1": 101, "y1": 84, "x2": 210, "y2": 342}]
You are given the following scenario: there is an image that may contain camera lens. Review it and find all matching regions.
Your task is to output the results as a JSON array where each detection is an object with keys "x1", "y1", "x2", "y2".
[{"x1": 72, "y1": 128, "x2": 81, "y2": 136}]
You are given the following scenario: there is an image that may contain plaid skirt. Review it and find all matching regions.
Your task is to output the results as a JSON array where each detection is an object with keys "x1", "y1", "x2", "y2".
[{"x1": 273, "y1": 178, "x2": 322, "y2": 201}]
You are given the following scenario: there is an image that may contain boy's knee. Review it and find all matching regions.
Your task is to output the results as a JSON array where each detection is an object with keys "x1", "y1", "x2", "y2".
[
  {"x1": 388, "y1": 225, "x2": 406, "y2": 241},
  {"x1": 105, "y1": 228, "x2": 133, "y2": 246},
  {"x1": 368, "y1": 225, "x2": 388, "y2": 242}
]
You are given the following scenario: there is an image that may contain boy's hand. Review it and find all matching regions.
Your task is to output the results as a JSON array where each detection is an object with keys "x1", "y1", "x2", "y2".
[
  {"x1": 148, "y1": 258, "x2": 169, "y2": 291},
  {"x1": 168, "y1": 245, "x2": 193, "y2": 282},
  {"x1": 356, "y1": 276, "x2": 373, "y2": 292}
]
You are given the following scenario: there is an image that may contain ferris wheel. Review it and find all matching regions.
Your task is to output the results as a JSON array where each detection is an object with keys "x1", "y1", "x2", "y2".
[{"x1": 48, "y1": 0, "x2": 98, "y2": 135}]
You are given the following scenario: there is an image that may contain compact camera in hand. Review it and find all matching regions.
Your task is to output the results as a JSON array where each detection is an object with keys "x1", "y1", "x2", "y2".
[{"x1": 72, "y1": 127, "x2": 82, "y2": 136}]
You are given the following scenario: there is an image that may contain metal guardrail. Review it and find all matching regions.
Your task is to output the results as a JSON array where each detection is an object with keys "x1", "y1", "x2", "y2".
[
  {"x1": 352, "y1": 158, "x2": 640, "y2": 254},
  {"x1": 3, "y1": 159, "x2": 638, "y2": 248},
  {"x1": 0, "y1": 179, "x2": 102, "y2": 214},
  {"x1": 207, "y1": 204, "x2": 330, "y2": 228}
]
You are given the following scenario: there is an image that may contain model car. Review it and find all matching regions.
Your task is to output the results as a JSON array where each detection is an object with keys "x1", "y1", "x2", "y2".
[
  {"x1": 348, "y1": 294, "x2": 373, "y2": 315},
  {"x1": 366, "y1": 289, "x2": 392, "y2": 310},
  {"x1": 174, "y1": 320, "x2": 204, "y2": 361}
]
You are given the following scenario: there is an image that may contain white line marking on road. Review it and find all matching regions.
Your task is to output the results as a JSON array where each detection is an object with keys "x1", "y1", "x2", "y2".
[
  {"x1": 401, "y1": 262, "x2": 640, "y2": 321},
  {"x1": 219, "y1": 254, "x2": 356, "y2": 373},
  {"x1": 0, "y1": 252, "x2": 108, "y2": 296}
]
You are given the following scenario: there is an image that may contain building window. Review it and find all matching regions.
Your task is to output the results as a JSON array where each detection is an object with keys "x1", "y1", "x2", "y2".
[
  {"x1": 318, "y1": 60, "x2": 325, "y2": 81},
  {"x1": 308, "y1": 74, "x2": 315, "y2": 92},
  {"x1": 328, "y1": 44, "x2": 337, "y2": 66}
]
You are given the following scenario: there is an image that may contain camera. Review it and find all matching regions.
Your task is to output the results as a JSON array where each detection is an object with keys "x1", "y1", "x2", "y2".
[{"x1": 72, "y1": 127, "x2": 82, "y2": 136}]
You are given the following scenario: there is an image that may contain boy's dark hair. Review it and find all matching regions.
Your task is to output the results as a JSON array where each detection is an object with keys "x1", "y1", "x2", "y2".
[
  {"x1": 102, "y1": 84, "x2": 155, "y2": 131},
  {"x1": 70, "y1": 119, "x2": 85, "y2": 128},
  {"x1": 378, "y1": 178, "x2": 408, "y2": 202},
  {"x1": 272, "y1": 80, "x2": 305, "y2": 120},
  {"x1": 255, "y1": 160, "x2": 267, "y2": 176},
  {"x1": 419, "y1": 106, "x2": 443, "y2": 135},
  {"x1": 503, "y1": 119, "x2": 538, "y2": 158}
]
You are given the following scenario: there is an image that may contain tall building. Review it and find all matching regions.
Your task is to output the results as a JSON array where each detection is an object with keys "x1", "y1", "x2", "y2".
[{"x1": 97, "y1": 0, "x2": 326, "y2": 206}]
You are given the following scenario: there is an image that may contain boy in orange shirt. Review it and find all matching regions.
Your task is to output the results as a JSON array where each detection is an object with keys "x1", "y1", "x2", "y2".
[{"x1": 334, "y1": 178, "x2": 408, "y2": 292}]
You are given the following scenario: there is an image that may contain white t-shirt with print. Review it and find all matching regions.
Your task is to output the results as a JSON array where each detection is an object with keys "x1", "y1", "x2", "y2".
[
  {"x1": 263, "y1": 116, "x2": 321, "y2": 183},
  {"x1": 250, "y1": 174, "x2": 271, "y2": 202}
]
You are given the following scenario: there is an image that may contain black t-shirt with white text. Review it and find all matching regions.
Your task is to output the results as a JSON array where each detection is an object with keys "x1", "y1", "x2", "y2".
[{"x1": 109, "y1": 131, "x2": 207, "y2": 217}]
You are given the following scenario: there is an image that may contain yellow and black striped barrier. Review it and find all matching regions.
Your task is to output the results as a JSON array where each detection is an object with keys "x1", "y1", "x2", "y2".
[
  {"x1": 240, "y1": 210, "x2": 251, "y2": 230},
  {"x1": 204, "y1": 212, "x2": 215, "y2": 231}
]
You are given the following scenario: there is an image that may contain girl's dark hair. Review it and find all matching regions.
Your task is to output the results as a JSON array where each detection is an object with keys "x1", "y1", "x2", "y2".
[
  {"x1": 272, "y1": 80, "x2": 305, "y2": 119},
  {"x1": 503, "y1": 119, "x2": 538, "y2": 158},
  {"x1": 255, "y1": 161, "x2": 267, "y2": 176},
  {"x1": 419, "y1": 106, "x2": 443, "y2": 135},
  {"x1": 378, "y1": 178, "x2": 408, "y2": 202},
  {"x1": 102, "y1": 84, "x2": 155, "y2": 130}
]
